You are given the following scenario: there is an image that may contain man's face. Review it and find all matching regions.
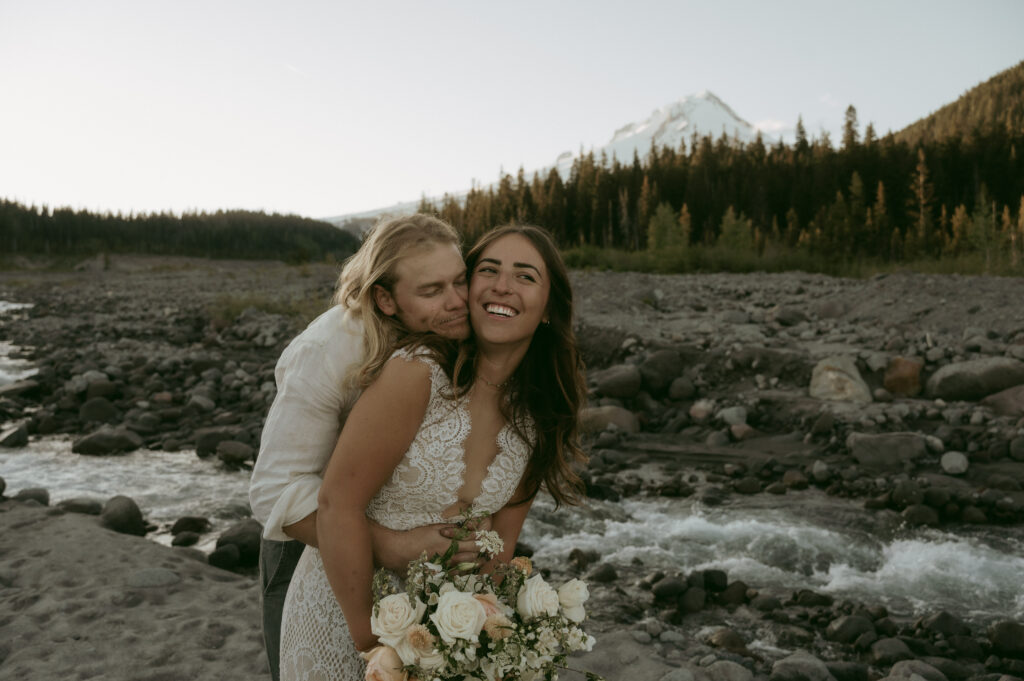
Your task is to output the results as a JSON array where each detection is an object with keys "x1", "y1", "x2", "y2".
[{"x1": 374, "y1": 242, "x2": 470, "y2": 340}]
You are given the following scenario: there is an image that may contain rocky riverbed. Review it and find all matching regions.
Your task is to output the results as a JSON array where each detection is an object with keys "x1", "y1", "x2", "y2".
[{"x1": 1, "y1": 256, "x2": 1023, "y2": 681}]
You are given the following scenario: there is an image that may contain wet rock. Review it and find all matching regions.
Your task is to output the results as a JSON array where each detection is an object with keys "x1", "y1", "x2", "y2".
[
  {"x1": 214, "y1": 518, "x2": 262, "y2": 566},
  {"x1": 847, "y1": 432, "x2": 929, "y2": 471},
  {"x1": 827, "y1": 615, "x2": 876, "y2": 644},
  {"x1": 891, "y1": 480, "x2": 924, "y2": 508},
  {"x1": 719, "y1": 581, "x2": 749, "y2": 606},
  {"x1": 902, "y1": 504, "x2": 940, "y2": 526},
  {"x1": 592, "y1": 364, "x2": 642, "y2": 399},
  {"x1": 171, "y1": 516, "x2": 212, "y2": 535},
  {"x1": 57, "y1": 497, "x2": 103, "y2": 514},
  {"x1": 194, "y1": 426, "x2": 242, "y2": 458},
  {"x1": 825, "y1": 662, "x2": 869, "y2": 681},
  {"x1": 750, "y1": 593, "x2": 782, "y2": 611},
  {"x1": 871, "y1": 637, "x2": 915, "y2": 665},
  {"x1": 78, "y1": 397, "x2": 120, "y2": 423},
  {"x1": 208, "y1": 543, "x2": 240, "y2": 570},
  {"x1": 99, "y1": 495, "x2": 147, "y2": 536},
  {"x1": 885, "y1": 357, "x2": 925, "y2": 397},
  {"x1": 581, "y1": 405, "x2": 638, "y2": 434},
  {"x1": 782, "y1": 469, "x2": 809, "y2": 489},
  {"x1": 810, "y1": 356, "x2": 872, "y2": 404},
  {"x1": 652, "y1": 576, "x2": 688, "y2": 603},
  {"x1": 72, "y1": 425, "x2": 143, "y2": 456},
  {"x1": 678, "y1": 586, "x2": 706, "y2": 613},
  {"x1": 771, "y1": 650, "x2": 837, "y2": 681},
  {"x1": 216, "y1": 440, "x2": 254, "y2": 467},
  {"x1": 0, "y1": 423, "x2": 29, "y2": 447},
  {"x1": 702, "y1": 569, "x2": 728, "y2": 592},
  {"x1": 926, "y1": 358, "x2": 1024, "y2": 401},
  {"x1": 888, "y1": 660, "x2": 949, "y2": 681},
  {"x1": 941, "y1": 451, "x2": 969, "y2": 475},
  {"x1": 172, "y1": 531, "x2": 200, "y2": 547},
  {"x1": 988, "y1": 620, "x2": 1024, "y2": 659},
  {"x1": 14, "y1": 487, "x2": 49, "y2": 505},
  {"x1": 587, "y1": 562, "x2": 618, "y2": 583},
  {"x1": 795, "y1": 589, "x2": 834, "y2": 607},
  {"x1": 734, "y1": 477, "x2": 762, "y2": 494},
  {"x1": 921, "y1": 611, "x2": 972, "y2": 639}
]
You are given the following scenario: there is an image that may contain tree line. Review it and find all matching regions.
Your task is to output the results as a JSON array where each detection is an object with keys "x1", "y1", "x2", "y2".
[
  {"x1": 415, "y1": 109, "x2": 1023, "y2": 274},
  {"x1": 0, "y1": 201, "x2": 360, "y2": 263}
]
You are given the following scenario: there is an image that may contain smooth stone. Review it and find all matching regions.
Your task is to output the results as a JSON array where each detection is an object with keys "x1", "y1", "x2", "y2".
[
  {"x1": 14, "y1": 487, "x2": 50, "y2": 505},
  {"x1": 580, "y1": 405, "x2": 638, "y2": 434},
  {"x1": 771, "y1": 650, "x2": 837, "y2": 681},
  {"x1": 847, "y1": 431, "x2": 928, "y2": 471},
  {"x1": 99, "y1": 495, "x2": 147, "y2": 536},
  {"x1": 926, "y1": 357, "x2": 1024, "y2": 401},
  {"x1": 593, "y1": 364, "x2": 643, "y2": 399},
  {"x1": 810, "y1": 355, "x2": 872, "y2": 404},
  {"x1": 940, "y1": 451, "x2": 969, "y2": 475}
]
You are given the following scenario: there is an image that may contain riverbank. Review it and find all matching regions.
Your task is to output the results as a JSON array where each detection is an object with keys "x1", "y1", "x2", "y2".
[{"x1": 2, "y1": 256, "x2": 1024, "y2": 680}]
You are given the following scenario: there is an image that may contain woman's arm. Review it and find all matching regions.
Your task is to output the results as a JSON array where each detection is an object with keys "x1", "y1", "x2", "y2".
[
  {"x1": 486, "y1": 481, "x2": 535, "y2": 569},
  {"x1": 316, "y1": 356, "x2": 432, "y2": 652}
]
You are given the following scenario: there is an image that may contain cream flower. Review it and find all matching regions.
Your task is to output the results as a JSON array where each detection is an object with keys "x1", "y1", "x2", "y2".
[
  {"x1": 557, "y1": 578, "x2": 590, "y2": 623},
  {"x1": 429, "y1": 590, "x2": 487, "y2": 644},
  {"x1": 361, "y1": 645, "x2": 408, "y2": 681},
  {"x1": 516, "y1": 574, "x2": 560, "y2": 621},
  {"x1": 371, "y1": 593, "x2": 426, "y2": 649}
]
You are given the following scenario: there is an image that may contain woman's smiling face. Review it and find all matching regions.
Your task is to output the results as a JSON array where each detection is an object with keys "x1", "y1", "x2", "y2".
[{"x1": 469, "y1": 233, "x2": 551, "y2": 350}]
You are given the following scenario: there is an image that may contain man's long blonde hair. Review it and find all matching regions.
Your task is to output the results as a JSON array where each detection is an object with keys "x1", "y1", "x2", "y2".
[{"x1": 332, "y1": 213, "x2": 462, "y2": 389}]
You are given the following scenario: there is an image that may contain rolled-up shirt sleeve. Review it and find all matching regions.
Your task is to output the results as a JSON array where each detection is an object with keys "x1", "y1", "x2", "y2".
[{"x1": 249, "y1": 308, "x2": 362, "y2": 541}]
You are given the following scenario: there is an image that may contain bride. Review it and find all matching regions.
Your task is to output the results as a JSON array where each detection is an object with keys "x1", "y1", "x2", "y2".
[{"x1": 279, "y1": 225, "x2": 587, "y2": 680}]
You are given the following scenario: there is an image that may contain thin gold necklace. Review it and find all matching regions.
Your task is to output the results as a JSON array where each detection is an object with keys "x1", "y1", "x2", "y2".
[{"x1": 476, "y1": 374, "x2": 508, "y2": 389}]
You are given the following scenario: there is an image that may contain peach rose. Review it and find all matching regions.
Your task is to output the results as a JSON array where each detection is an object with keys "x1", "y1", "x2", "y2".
[
  {"x1": 474, "y1": 592, "x2": 503, "y2": 618},
  {"x1": 361, "y1": 645, "x2": 407, "y2": 681}
]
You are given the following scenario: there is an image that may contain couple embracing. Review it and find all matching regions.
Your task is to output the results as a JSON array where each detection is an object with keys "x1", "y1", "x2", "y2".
[{"x1": 249, "y1": 215, "x2": 587, "y2": 680}]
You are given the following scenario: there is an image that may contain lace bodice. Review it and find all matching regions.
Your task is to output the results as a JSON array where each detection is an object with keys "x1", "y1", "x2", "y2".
[{"x1": 364, "y1": 348, "x2": 533, "y2": 530}]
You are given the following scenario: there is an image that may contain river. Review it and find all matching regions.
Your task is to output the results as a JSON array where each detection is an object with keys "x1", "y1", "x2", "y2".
[{"x1": 2, "y1": 301, "x2": 1022, "y2": 627}]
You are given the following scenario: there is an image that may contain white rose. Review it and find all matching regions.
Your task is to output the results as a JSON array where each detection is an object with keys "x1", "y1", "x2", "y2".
[
  {"x1": 371, "y1": 594, "x2": 425, "y2": 651},
  {"x1": 558, "y1": 578, "x2": 589, "y2": 623},
  {"x1": 516, "y1": 574, "x2": 560, "y2": 621},
  {"x1": 429, "y1": 590, "x2": 487, "y2": 644}
]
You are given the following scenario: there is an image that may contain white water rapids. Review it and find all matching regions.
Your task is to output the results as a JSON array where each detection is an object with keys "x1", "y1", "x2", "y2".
[{"x1": 2, "y1": 300, "x2": 1022, "y2": 626}]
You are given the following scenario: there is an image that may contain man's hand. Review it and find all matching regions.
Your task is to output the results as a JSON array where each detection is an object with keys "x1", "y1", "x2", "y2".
[{"x1": 369, "y1": 515, "x2": 493, "y2": 574}]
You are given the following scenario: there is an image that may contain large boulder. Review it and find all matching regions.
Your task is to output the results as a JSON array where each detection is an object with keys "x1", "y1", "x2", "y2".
[
  {"x1": 846, "y1": 432, "x2": 928, "y2": 471},
  {"x1": 810, "y1": 356, "x2": 872, "y2": 404},
  {"x1": 0, "y1": 423, "x2": 29, "y2": 448},
  {"x1": 580, "y1": 405, "x2": 638, "y2": 435},
  {"x1": 926, "y1": 357, "x2": 1024, "y2": 401},
  {"x1": 771, "y1": 650, "x2": 837, "y2": 681},
  {"x1": 988, "y1": 620, "x2": 1024, "y2": 659},
  {"x1": 981, "y1": 384, "x2": 1024, "y2": 417},
  {"x1": 591, "y1": 364, "x2": 642, "y2": 400},
  {"x1": 99, "y1": 495, "x2": 147, "y2": 536},
  {"x1": 639, "y1": 350, "x2": 684, "y2": 395},
  {"x1": 72, "y1": 425, "x2": 143, "y2": 456},
  {"x1": 215, "y1": 519, "x2": 263, "y2": 567}
]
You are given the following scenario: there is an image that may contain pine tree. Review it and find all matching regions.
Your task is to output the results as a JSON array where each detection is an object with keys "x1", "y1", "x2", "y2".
[
  {"x1": 646, "y1": 202, "x2": 678, "y2": 251},
  {"x1": 718, "y1": 206, "x2": 754, "y2": 252},
  {"x1": 947, "y1": 204, "x2": 970, "y2": 256},
  {"x1": 906, "y1": 148, "x2": 936, "y2": 257},
  {"x1": 969, "y1": 186, "x2": 997, "y2": 271},
  {"x1": 795, "y1": 116, "x2": 809, "y2": 156},
  {"x1": 872, "y1": 181, "x2": 889, "y2": 258},
  {"x1": 678, "y1": 203, "x2": 692, "y2": 248},
  {"x1": 842, "y1": 105, "x2": 860, "y2": 150}
]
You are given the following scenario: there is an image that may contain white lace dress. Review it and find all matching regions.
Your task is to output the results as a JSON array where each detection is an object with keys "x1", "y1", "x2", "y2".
[{"x1": 279, "y1": 350, "x2": 533, "y2": 681}]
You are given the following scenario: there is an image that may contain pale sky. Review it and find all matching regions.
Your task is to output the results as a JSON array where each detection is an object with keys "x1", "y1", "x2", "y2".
[{"x1": 1, "y1": 0, "x2": 1022, "y2": 220}]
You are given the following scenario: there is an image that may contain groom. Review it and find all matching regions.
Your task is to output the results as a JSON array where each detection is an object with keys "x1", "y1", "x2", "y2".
[{"x1": 249, "y1": 214, "x2": 485, "y2": 681}]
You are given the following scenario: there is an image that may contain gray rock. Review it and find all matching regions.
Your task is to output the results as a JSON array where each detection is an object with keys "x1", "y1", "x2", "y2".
[
  {"x1": 690, "y1": 399, "x2": 716, "y2": 422},
  {"x1": 78, "y1": 397, "x2": 120, "y2": 423},
  {"x1": 208, "y1": 543, "x2": 240, "y2": 570},
  {"x1": 587, "y1": 562, "x2": 618, "y2": 583},
  {"x1": 593, "y1": 364, "x2": 643, "y2": 399},
  {"x1": 707, "y1": 660, "x2": 753, "y2": 681},
  {"x1": 57, "y1": 497, "x2": 103, "y2": 515},
  {"x1": 126, "y1": 567, "x2": 181, "y2": 588},
  {"x1": 1011, "y1": 437, "x2": 1024, "y2": 463},
  {"x1": 871, "y1": 637, "x2": 914, "y2": 665},
  {"x1": 0, "y1": 379, "x2": 39, "y2": 398},
  {"x1": 921, "y1": 611, "x2": 971, "y2": 639},
  {"x1": 718, "y1": 406, "x2": 748, "y2": 426},
  {"x1": 981, "y1": 385, "x2": 1024, "y2": 417},
  {"x1": 216, "y1": 440, "x2": 254, "y2": 466},
  {"x1": 771, "y1": 650, "x2": 837, "y2": 681},
  {"x1": 194, "y1": 427, "x2": 241, "y2": 458},
  {"x1": 669, "y1": 376, "x2": 696, "y2": 400},
  {"x1": 810, "y1": 356, "x2": 872, "y2": 404},
  {"x1": 772, "y1": 306, "x2": 808, "y2": 327},
  {"x1": 14, "y1": 487, "x2": 49, "y2": 505},
  {"x1": 640, "y1": 350, "x2": 684, "y2": 394},
  {"x1": 846, "y1": 432, "x2": 928, "y2": 471},
  {"x1": 826, "y1": 615, "x2": 875, "y2": 644},
  {"x1": 580, "y1": 405, "x2": 638, "y2": 434},
  {"x1": 0, "y1": 423, "x2": 29, "y2": 448},
  {"x1": 72, "y1": 425, "x2": 143, "y2": 456},
  {"x1": 887, "y1": 661, "x2": 948, "y2": 681},
  {"x1": 652, "y1": 576, "x2": 688, "y2": 602},
  {"x1": 926, "y1": 357, "x2": 1024, "y2": 401},
  {"x1": 660, "y1": 670, "x2": 697, "y2": 681},
  {"x1": 187, "y1": 394, "x2": 216, "y2": 412},
  {"x1": 940, "y1": 451, "x2": 969, "y2": 475},
  {"x1": 902, "y1": 504, "x2": 940, "y2": 526},
  {"x1": 988, "y1": 620, "x2": 1024, "y2": 658},
  {"x1": 100, "y1": 495, "x2": 147, "y2": 536},
  {"x1": 215, "y1": 518, "x2": 263, "y2": 567}
]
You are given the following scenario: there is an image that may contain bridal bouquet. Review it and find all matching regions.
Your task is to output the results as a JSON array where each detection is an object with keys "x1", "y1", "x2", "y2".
[{"x1": 362, "y1": 518, "x2": 603, "y2": 681}]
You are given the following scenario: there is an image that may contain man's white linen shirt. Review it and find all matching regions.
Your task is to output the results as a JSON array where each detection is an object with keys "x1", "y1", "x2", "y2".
[{"x1": 249, "y1": 305, "x2": 364, "y2": 541}]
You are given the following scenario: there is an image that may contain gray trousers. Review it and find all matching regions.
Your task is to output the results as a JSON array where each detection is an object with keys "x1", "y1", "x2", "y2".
[{"x1": 259, "y1": 537, "x2": 306, "y2": 681}]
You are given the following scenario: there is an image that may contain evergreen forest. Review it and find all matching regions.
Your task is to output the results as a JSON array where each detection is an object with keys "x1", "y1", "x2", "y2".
[
  {"x1": 0, "y1": 202, "x2": 360, "y2": 265},
  {"x1": 414, "y1": 61, "x2": 1024, "y2": 276}
]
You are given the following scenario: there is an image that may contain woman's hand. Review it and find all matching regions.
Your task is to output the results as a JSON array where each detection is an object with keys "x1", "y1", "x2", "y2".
[{"x1": 369, "y1": 516, "x2": 494, "y2": 574}]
